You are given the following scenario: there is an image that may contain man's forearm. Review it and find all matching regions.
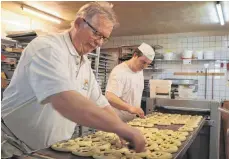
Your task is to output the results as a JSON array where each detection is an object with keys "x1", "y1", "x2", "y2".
[
  {"x1": 105, "y1": 92, "x2": 131, "y2": 112},
  {"x1": 49, "y1": 91, "x2": 128, "y2": 134},
  {"x1": 103, "y1": 106, "x2": 122, "y2": 122}
]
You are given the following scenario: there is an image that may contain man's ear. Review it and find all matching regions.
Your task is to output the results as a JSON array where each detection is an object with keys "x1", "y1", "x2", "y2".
[
  {"x1": 74, "y1": 17, "x2": 84, "y2": 30},
  {"x1": 133, "y1": 52, "x2": 138, "y2": 58}
]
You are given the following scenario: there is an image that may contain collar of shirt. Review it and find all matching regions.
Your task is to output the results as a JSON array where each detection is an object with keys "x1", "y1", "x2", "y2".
[{"x1": 63, "y1": 31, "x2": 88, "y2": 64}]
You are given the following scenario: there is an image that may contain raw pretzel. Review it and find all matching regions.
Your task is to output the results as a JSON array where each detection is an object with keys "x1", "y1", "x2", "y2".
[
  {"x1": 72, "y1": 147, "x2": 94, "y2": 157},
  {"x1": 148, "y1": 151, "x2": 173, "y2": 159},
  {"x1": 158, "y1": 143, "x2": 178, "y2": 153}
]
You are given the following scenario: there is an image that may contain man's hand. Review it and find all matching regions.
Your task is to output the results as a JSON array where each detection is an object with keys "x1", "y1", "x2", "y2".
[
  {"x1": 128, "y1": 107, "x2": 145, "y2": 118},
  {"x1": 50, "y1": 91, "x2": 146, "y2": 152},
  {"x1": 116, "y1": 125, "x2": 146, "y2": 153},
  {"x1": 102, "y1": 107, "x2": 146, "y2": 152}
]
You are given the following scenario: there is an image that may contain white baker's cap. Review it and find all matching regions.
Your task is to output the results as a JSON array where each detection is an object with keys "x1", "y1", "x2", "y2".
[{"x1": 138, "y1": 42, "x2": 155, "y2": 61}]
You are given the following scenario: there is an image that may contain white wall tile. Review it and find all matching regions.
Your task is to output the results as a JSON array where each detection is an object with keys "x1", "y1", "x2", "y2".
[
  {"x1": 183, "y1": 38, "x2": 188, "y2": 43},
  {"x1": 222, "y1": 36, "x2": 227, "y2": 41},
  {"x1": 192, "y1": 43, "x2": 198, "y2": 47},
  {"x1": 198, "y1": 42, "x2": 203, "y2": 47},
  {"x1": 198, "y1": 37, "x2": 204, "y2": 42},
  {"x1": 222, "y1": 41, "x2": 227, "y2": 47},
  {"x1": 203, "y1": 42, "x2": 209, "y2": 47},
  {"x1": 210, "y1": 36, "x2": 216, "y2": 42},
  {"x1": 216, "y1": 36, "x2": 221, "y2": 41},
  {"x1": 188, "y1": 38, "x2": 192, "y2": 43},
  {"x1": 226, "y1": 52, "x2": 229, "y2": 58},
  {"x1": 216, "y1": 42, "x2": 222, "y2": 47},
  {"x1": 203, "y1": 36, "x2": 209, "y2": 41},
  {"x1": 107, "y1": 31, "x2": 229, "y2": 101},
  {"x1": 193, "y1": 37, "x2": 199, "y2": 42},
  {"x1": 209, "y1": 41, "x2": 215, "y2": 47}
]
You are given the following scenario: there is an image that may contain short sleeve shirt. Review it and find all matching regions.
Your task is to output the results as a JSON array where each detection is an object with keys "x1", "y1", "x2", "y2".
[
  {"x1": 106, "y1": 62, "x2": 144, "y2": 120},
  {"x1": 1, "y1": 32, "x2": 109, "y2": 151}
]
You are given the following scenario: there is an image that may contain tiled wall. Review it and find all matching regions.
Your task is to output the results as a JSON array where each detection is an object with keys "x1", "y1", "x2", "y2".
[{"x1": 103, "y1": 31, "x2": 229, "y2": 101}]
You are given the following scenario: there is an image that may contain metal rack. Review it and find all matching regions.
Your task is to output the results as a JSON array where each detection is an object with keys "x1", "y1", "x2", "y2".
[
  {"x1": 87, "y1": 48, "x2": 100, "y2": 80},
  {"x1": 1, "y1": 39, "x2": 21, "y2": 90},
  {"x1": 98, "y1": 53, "x2": 115, "y2": 94},
  {"x1": 143, "y1": 79, "x2": 150, "y2": 97},
  {"x1": 1, "y1": 32, "x2": 38, "y2": 86},
  {"x1": 6, "y1": 31, "x2": 37, "y2": 44},
  {"x1": 118, "y1": 45, "x2": 163, "y2": 69}
]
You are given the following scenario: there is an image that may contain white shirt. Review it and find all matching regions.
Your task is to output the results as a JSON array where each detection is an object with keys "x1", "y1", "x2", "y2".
[
  {"x1": 1, "y1": 32, "x2": 109, "y2": 151},
  {"x1": 106, "y1": 62, "x2": 144, "y2": 121}
]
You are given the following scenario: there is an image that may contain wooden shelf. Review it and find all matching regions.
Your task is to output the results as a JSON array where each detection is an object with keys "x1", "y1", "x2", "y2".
[
  {"x1": 155, "y1": 59, "x2": 229, "y2": 62},
  {"x1": 5, "y1": 48, "x2": 23, "y2": 53},
  {"x1": 87, "y1": 53, "x2": 98, "y2": 57},
  {"x1": 174, "y1": 72, "x2": 225, "y2": 76}
]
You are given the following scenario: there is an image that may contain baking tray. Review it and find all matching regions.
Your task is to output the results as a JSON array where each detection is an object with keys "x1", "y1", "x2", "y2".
[
  {"x1": 32, "y1": 149, "x2": 90, "y2": 159},
  {"x1": 132, "y1": 116, "x2": 206, "y2": 159},
  {"x1": 34, "y1": 117, "x2": 206, "y2": 159}
]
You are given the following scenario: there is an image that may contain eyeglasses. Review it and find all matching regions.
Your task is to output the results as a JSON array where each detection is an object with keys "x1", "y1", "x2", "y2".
[{"x1": 83, "y1": 18, "x2": 109, "y2": 43}]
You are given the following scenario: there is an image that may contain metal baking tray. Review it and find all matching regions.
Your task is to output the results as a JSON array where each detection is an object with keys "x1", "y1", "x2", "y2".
[
  {"x1": 32, "y1": 149, "x2": 90, "y2": 159},
  {"x1": 33, "y1": 116, "x2": 205, "y2": 159},
  {"x1": 130, "y1": 114, "x2": 206, "y2": 159}
]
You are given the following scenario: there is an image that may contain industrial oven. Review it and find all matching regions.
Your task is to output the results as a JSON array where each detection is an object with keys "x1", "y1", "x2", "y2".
[{"x1": 145, "y1": 98, "x2": 221, "y2": 159}]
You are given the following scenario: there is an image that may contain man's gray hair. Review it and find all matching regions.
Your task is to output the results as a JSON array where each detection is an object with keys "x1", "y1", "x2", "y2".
[{"x1": 75, "y1": 1, "x2": 119, "y2": 28}]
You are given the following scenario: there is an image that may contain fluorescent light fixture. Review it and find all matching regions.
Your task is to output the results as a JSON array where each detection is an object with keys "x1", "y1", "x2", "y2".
[
  {"x1": 216, "y1": 2, "x2": 225, "y2": 25},
  {"x1": 2, "y1": 20, "x2": 30, "y2": 29},
  {"x1": 22, "y1": 5, "x2": 61, "y2": 24}
]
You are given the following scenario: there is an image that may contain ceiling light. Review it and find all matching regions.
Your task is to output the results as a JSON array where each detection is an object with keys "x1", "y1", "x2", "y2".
[
  {"x1": 2, "y1": 20, "x2": 30, "y2": 29},
  {"x1": 216, "y1": 1, "x2": 225, "y2": 25},
  {"x1": 22, "y1": 5, "x2": 61, "y2": 24}
]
